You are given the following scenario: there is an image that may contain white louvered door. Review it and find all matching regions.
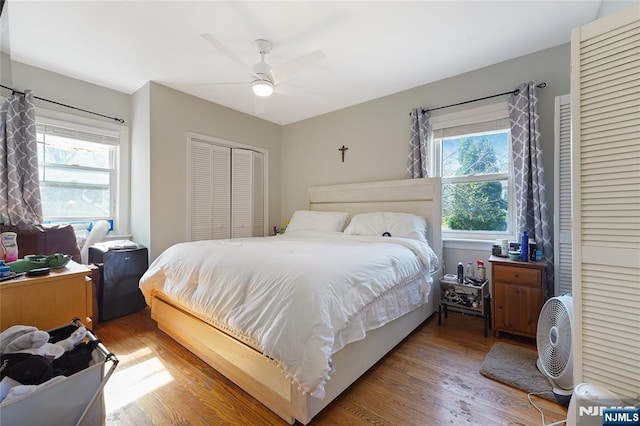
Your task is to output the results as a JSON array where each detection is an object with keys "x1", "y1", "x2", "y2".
[
  {"x1": 190, "y1": 141, "x2": 213, "y2": 240},
  {"x1": 231, "y1": 149, "x2": 265, "y2": 238},
  {"x1": 571, "y1": 4, "x2": 640, "y2": 399},
  {"x1": 211, "y1": 145, "x2": 232, "y2": 239},
  {"x1": 190, "y1": 142, "x2": 231, "y2": 240},
  {"x1": 554, "y1": 95, "x2": 572, "y2": 296},
  {"x1": 251, "y1": 152, "x2": 265, "y2": 237},
  {"x1": 231, "y1": 149, "x2": 253, "y2": 238},
  {"x1": 189, "y1": 138, "x2": 265, "y2": 241}
]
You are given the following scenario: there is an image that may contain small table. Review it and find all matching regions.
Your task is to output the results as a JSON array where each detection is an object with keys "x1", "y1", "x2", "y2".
[
  {"x1": 0, "y1": 260, "x2": 93, "y2": 331},
  {"x1": 438, "y1": 276, "x2": 491, "y2": 337}
]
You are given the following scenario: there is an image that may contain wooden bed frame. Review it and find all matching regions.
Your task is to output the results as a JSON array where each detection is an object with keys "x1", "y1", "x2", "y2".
[{"x1": 148, "y1": 177, "x2": 442, "y2": 424}]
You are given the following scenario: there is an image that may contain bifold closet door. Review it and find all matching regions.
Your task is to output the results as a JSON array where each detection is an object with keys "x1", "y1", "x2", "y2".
[
  {"x1": 571, "y1": 4, "x2": 640, "y2": 398},
  {"x1": 190, "y1": 142, "x2": 231, "y2": 240},
  {"x1": 231, "y1": 149, "x2": 264, "y2": 238},
  {"x1": 554, "y1": 94, "x2": 572, "y2": 296}
]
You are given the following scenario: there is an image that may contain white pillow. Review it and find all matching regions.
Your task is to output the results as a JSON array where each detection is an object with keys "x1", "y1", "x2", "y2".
[
  {"x1": 343, "y1": 212, "x2": 428, "y2": 242},
  {"x1": 285, "y1": 210, "x2": 350, "y2": 233}
]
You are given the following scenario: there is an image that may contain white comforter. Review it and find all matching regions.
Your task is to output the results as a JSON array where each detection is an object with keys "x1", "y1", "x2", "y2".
[{"x1": 139, "y1": 232, "x2": 436, "y2": 398}]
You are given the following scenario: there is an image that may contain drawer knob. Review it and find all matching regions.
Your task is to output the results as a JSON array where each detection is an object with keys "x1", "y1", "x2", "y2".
[{"x1": 514, "y1": 273, "x2": 519, "y2": 278}]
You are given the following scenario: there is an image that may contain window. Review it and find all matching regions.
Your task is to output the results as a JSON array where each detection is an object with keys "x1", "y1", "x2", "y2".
[
  {"x1": 36, "y1": 120, "x2": 119, "y2": 223},
  {"x1": 430, "y1": 102, "x2": 514, "y2": 240}
]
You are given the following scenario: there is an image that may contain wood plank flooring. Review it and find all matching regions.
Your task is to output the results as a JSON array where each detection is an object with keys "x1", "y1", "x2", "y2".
[{"x1": 96, "y1": 308, "x2": 567, "y2": 425}]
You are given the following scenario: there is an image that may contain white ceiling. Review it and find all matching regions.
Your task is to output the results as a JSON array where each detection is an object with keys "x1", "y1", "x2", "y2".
[{"x1": 5, "y1": 1, "x2": 601, "y2": 125}]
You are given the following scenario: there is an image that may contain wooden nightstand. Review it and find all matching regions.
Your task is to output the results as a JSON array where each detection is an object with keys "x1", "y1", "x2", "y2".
[
  {"x1": 0, "y1": 261, "x2": 94, "y2": 332},
  {"x1": 489, "y1": 255, "x2": 547, "y2": 339}
]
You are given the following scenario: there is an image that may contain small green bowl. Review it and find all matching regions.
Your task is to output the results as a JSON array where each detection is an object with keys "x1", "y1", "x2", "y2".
[
  {"x1": 23, "y1": 255, "x2": 49, "y2": 265},
  {"x1": 508, "y1": 251, "x2": 521, "y2": 261},
  {"x1": 23, "y1": 253, "x2": 71, "y2": 268}
]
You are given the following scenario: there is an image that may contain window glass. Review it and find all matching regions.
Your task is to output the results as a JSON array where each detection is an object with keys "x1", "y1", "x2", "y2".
[
  {"x1": 432, "y1": 110, "x2": 513, "y2": 239},
  {"x1": 36, "y1": 122, "x2": 117, "y2": 222},
  {"x1": 442, "y1": 180, "x2": 509, "y2": 232},
  {"x1": 442, "y1": 131, "x2": 509, "y2": 177}
]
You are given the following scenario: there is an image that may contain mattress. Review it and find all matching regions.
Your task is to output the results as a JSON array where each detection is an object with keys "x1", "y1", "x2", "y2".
[{"x1": 139, "y1": 232, "x2": 437, "y2": 398}]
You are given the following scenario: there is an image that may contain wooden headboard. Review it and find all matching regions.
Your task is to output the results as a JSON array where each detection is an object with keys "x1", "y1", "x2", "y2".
[{"x1": 307, "y1": 178, "x2": 442, "y2": 262}]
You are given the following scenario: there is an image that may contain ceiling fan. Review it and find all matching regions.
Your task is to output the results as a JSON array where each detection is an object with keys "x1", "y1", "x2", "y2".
[{"x1": 200, "y1": 34, "x2": 326, "y2": 112}]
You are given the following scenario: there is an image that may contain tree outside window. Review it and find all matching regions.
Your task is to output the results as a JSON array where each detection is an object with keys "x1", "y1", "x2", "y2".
[{"x1": 441, "y1": 131, "x2": 510, "y2": 233}]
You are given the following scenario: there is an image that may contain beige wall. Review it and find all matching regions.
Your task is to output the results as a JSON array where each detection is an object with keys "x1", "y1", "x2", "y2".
[
  {"x1": 281, "y1": 43, "x2": 571, "y2": 276},
  {"x1": 141, "y1": 82, "x2": 282, "y2": 259},
  {"x1": 9, "y1": 61, "x2": 282, "y2": 261},
  {"x1": 11, "y1": 61, "x2": 131, "y2": 125},
  {"x1": 130, "y1": 83, "x2": 151, "y2": 250},
  {"x1": 281, "y1": 43, "x2": 570, "y2": 222},
  {"x1": 10, "y1": 43, "x2": 572, "y2": 269}
]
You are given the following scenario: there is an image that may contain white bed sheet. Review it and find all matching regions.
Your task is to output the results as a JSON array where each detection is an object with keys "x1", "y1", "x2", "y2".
[{"x1": 139, "y1": 232, "x2": 436, "y2": 398}]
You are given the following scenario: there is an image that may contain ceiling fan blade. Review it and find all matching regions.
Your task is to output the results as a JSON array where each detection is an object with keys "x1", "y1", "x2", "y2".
[
  {"x1": 276, "y1": 82, "x2": 322, "y2": 101},
  {"x1": 254, "y1": 95, "x2": 266, "y2": 114},
  {"x1": 189, "y1": 81, "x2": 249, "y2": 87},
  {"x1": 200, "y1": 33, "x2": 258, "y2": 79},
  {"x1": 270, "y1": 50, "x2": 325, "y2": 84}
]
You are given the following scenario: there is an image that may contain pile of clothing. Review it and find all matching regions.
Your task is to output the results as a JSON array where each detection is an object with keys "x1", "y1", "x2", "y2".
[{"x1": 0, "y1": 325, "x2": 98, "y2": 403}]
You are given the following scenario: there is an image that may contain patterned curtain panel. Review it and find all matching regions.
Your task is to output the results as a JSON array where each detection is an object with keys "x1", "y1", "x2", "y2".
[
  {"x1": 509, "y1": 81, "x2": 553, "y2": 298},
  {"x1": 407, "y1": 108, "x2": 429, "y2": 178},
  {"x1": 0, "y1": 90, "x2": 42, "y2": 225}
]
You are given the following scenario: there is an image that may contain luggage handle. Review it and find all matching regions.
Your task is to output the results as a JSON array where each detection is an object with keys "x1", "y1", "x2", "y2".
[{"x1": 70, "y1": 318, "x2": 119, "y2": 426}]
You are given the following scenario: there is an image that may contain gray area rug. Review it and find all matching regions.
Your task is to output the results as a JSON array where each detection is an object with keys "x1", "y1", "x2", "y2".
[{"x1": 479, "y1": 342, "x2": 556, "y2": 402}]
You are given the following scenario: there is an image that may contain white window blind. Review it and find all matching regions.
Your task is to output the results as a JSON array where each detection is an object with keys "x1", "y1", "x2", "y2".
[
  {"x1": 571, "y1": 5, "x2": 640, "y2": 399},
  {"x1": 36, "y1": 123, "x2": 119, "y2": 146},
  {"x1": 431, "y1": 117, "x2": 511, "y2": 139},
  {"x1": 554, "y1": 95, "x2": 572, "y2": 296}
]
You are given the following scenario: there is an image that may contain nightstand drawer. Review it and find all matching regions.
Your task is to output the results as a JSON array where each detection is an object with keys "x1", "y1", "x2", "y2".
[{"x1": 493, "y1": 265, "x2": 540, "y2": 285}]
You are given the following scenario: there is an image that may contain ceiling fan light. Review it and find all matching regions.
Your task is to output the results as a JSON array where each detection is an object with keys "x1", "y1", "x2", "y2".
[{"x1": 252, "y1": 80, "x2": 273, "y2": 97}]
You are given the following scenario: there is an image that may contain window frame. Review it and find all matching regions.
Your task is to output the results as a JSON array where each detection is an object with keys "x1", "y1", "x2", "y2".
[
  {"x1": 34, "y1": 109, "x2": 129, "y2": 235},
  {"x1": 429, "y1": 101, "x2": 516, "y2": 242}
]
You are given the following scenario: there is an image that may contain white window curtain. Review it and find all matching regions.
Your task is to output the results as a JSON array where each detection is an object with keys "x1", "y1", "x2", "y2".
[
  {"x1": 407, "y1": 108, "x2": 429, "y2": 178},
  {"x1": 0, "y1": 90, "x2": 42, "y2": 225},
  {"x1": 508, "y1": 81, "x2": 553, "y2": 298}
]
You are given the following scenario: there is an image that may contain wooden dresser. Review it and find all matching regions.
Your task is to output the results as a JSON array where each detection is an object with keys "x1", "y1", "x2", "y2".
[
  {"x1": 0, "y1": 261, "x2": 93, "y2": 332},
  {"x1": 490, "y1": 255, "x2": 547, "y2": 339}
]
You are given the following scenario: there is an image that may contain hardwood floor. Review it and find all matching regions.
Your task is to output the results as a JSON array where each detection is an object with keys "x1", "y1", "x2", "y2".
[{"x1": 96, "y1": 308, "x2": 566, "y2": 425}]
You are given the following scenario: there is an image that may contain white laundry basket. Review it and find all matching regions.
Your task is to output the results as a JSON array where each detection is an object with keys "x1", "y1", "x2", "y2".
[{"x1": 0, "y1": 319, "x2": 118, "y2": 426}]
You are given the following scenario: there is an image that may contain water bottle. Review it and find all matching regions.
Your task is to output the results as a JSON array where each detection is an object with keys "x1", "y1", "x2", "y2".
[
  {"x1": 457, "y1": 262, "x2": 464, "y2": 283},
  {"x1": 476, "y1": 261, "x2": 486, "y2": 281},
  {"x1": 466, "y1": 261, "x2": 474, "y2": 280},
  {"x1": 521, "y1": 230, "x2": 529, "y2": 262}
]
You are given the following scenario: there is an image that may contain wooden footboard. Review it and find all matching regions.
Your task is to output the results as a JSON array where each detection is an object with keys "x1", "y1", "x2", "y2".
[
  {"x1": 151, "y1": 295, "x2": 298, "y2": 423},
  {"x1": 150, "y1": 289, "x2": 436, "y2": 424}
]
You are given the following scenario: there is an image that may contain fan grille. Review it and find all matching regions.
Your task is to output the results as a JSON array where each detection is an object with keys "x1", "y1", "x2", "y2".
[{"x1": 537, "y1": 297, "x2": 572, "y2": 378}]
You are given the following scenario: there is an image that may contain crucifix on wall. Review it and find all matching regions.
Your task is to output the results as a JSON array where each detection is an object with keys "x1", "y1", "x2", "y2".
[{"x1": 338, "y1": 145, "x2": 349, "y2": 163}]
